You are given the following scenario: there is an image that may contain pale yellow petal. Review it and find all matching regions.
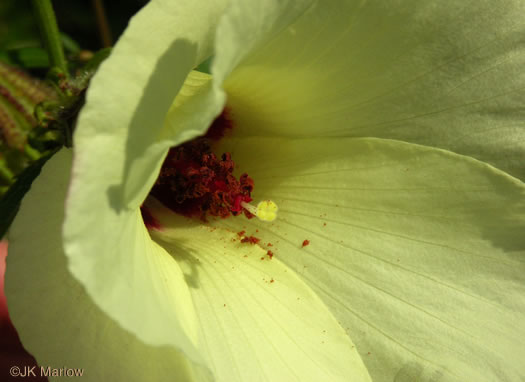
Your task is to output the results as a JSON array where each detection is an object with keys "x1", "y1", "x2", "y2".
[
  {"x1": 212, "y1": 0, "x2": 525, "y2": 179},
  {"x1": 64, "y1": 0, "x2": 231, "y2": 366},
  {"x1": 6, "y1": 150, "x2": 211, "y2": 382},
  {"x1": 147, "y1": 197, "x2": 371, "y2": 382},
  {"x1": 212, "y1": 136, "x2": 525, "y2": 381}
]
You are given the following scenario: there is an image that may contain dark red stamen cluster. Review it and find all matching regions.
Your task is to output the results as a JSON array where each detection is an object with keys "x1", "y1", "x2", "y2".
[{"x1": 148, "y1": 110, "x2": 254, "y2": 221}]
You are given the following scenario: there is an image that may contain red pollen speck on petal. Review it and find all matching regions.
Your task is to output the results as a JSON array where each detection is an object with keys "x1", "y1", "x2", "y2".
[
  {"x1": 147, "y1": 108, "x2": 255, "y2": 222},
  {"x1": 302, "y1": 240, "x2": 310, "y2": 247},
  {"x1": 267, "y1": 250, "x2": 274, "y2": 259},
  {"x1": 237, "y1": 230, "x2": 246, "y2": 237},
  {"x1": 241, "y1": 235, "x2": 260, "y2": 245}
]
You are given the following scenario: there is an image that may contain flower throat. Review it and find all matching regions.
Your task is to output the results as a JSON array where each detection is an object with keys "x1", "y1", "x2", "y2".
[{"x1": 146, "y1": 109, "x2": 255, "y2": 221}]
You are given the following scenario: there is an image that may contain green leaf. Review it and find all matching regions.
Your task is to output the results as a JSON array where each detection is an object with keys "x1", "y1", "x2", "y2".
[
  {"x1": 60, "y1": 32, "x2": 81, "y2": 54},
  {"x1": 5, "y1": 47, "x2": 50, "y2": 68}
]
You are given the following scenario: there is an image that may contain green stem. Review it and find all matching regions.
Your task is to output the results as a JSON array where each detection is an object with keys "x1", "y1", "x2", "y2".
[{"x1": 32, "y1": 0, "x2": 68, "y2": 75}]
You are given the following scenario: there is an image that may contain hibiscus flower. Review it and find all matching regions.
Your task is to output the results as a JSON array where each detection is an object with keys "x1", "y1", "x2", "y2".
[{"x1": 6, "y1": 0, "x2": 525, "y2": 381}]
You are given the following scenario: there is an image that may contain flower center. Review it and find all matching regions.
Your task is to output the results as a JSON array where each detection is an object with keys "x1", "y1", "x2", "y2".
[{"x1": 144, "y1": 109, "x2": 277, "y2": 223}]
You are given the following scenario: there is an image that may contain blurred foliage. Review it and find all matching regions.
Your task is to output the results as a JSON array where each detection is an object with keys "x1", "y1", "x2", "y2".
[
  {"x1": 0, "y1": 0, "x2": 148, "y2": 52},
  {"x1": 0, "y1": 0, "x2": 148, "y2": 237}
]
